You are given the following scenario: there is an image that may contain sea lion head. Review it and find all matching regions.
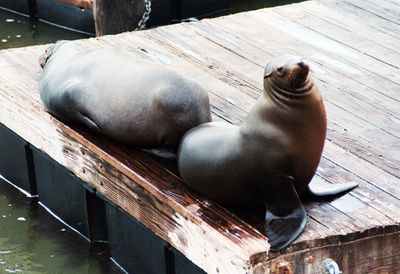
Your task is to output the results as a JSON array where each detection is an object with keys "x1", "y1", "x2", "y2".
[
  {"x1": 38, "y1": 40, "x2": 73, "y2": 69},
  {"x1": 264, "y1": 55, "x2": 313, "y2": 94}
]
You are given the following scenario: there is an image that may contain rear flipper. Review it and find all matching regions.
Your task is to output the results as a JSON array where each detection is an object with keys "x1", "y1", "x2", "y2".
[
  {"x1": 262, "y1": 176, "x2": 307, "y2": 251},
  {"x1": 306, "y1": 177, "x2": 358, "y2": 197}
]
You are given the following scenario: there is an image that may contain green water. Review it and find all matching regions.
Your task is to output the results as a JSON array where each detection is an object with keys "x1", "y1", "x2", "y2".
[
  {"x1": 0, "y1": 178, "x2": 122, "y2": 273},
  {"x1": 0, "y1": 8, "x2": 88, "y2": 50}
]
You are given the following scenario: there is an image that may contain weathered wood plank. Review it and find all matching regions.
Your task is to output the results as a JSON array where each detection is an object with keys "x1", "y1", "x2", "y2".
[
  {"x1": 344, "y1": 0, "x2": 400, "y2": 25},
  {"x1": 300, "y1": 1, "x2": 400, "y2": 54},
  {"x1": 0, "y1": 46, "x2": 269, "y2": 272},
  {"x1": 274, "y1": 4, "x2": 400, "y2": 69},
  {"x1": 1, "y1": 0, "x2": 400, "y2": 272},
  {"x1": 256, "y1": 230, "x2": 400, "y2": 273},
  {"x1": 319, "y1": 0, "x2": 400, "y2": 38}
]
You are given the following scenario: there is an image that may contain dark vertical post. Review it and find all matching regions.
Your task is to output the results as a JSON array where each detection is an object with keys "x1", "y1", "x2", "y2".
[
  {"x1": 27, "y1": 0, "x2": 39, "y2": 19},
  {"x1": 86, "y1": 190, "x2": 109, "y2": 242},
  {"x1": 164, "y1": 244, "x2": 176, "y2": 274},
  {"x1": 25, "y1": 144, "x2": 38, "y2": 196},
  {"x1": 93, "y1": 0, "x2": 146, "y2": 36}
]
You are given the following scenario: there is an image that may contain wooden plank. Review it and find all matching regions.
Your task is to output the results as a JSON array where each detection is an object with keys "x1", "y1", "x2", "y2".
[
  {"x1": 0, "y1": 46, "x2": 269, "y2": 273},
  {"x1": 0, "y1": 0, "x2": 400, "y2": 272},
  {"x1": 274, "y1": 3, "x2": 400, "y2": 69},
  {"x1": 299, "y1": 1, "x2": 400, "y2": 54},
  {"x1": 344, "y1": 0, "x2": 400, "y2": 25},
  {"x1": 256, "y1": 230, "x2": 400, "y2": 273},
  {"x1": 319, "y1": 0, "x2": 400, "y2": 38}
]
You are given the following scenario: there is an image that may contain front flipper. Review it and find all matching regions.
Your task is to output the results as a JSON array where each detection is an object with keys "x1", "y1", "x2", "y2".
[
  {"x1": 307, "y1": 177, "x2": 358, "y2": 197},
  {"x1": 75, "y1": 112, "x2": 103, "y2": 133},
  {"x1": 262, "y1": 176, "x2": 307, "y2": 251}
]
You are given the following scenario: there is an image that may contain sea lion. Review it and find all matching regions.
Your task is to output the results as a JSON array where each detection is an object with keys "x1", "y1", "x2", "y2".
[
  {"x1": 39, "y1": 41, "x2": 211, "y2": 151},
  {"x1": 177, "y1": 55, "x2": 357, "y2": 251}
]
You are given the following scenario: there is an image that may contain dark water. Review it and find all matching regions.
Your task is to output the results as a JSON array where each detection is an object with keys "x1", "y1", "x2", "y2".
[
  {"x1": 0, "y1": 8, "x2": 88, "y2": 50},
  {"x1": 0, "y1": 177, "x2": 122, "y2": 273}
]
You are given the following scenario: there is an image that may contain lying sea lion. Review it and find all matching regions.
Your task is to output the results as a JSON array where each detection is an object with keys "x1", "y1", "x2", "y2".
[
  {"x1": 39, "y1": 41, "x2": 211, "y2": 151},
  {"x1": 177, "y1": 55, "x2": 357, "y2": 251}
]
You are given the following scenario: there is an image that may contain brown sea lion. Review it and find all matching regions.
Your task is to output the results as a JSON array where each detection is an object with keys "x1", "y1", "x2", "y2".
[
  {"x1": 177, "y1": 55, "x2": 357, "y2": 251},
  {"x1": 39, "y1": 41, "x2": 211, "y2": 151}
]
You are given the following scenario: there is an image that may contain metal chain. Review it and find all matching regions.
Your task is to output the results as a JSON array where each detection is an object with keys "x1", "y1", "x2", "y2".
[{"x1": 135, "y1": 0, "x2": 151, "y2": 31}]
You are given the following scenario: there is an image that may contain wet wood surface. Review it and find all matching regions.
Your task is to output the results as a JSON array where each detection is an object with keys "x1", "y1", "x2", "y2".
[{"x1": 0, "y1": 0, "x2": 399, "y2": 272}]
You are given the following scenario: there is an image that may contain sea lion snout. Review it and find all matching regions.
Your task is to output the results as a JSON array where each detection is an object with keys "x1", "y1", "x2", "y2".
[
  {"x1": 38, "y1": 45, "x2": 55, "y2": 69},
  {"x1": 290, "y1": 60, "x2": 310, "y2": 89},
  {"x1": 264, "y1": 55, "x2": 311, "y2": 92}
]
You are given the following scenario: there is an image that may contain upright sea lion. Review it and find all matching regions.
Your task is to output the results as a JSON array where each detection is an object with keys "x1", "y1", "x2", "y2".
[
  {"x1": 177, "y1": 55, "x2": 357, "y2": 251},
  {"x1": 39, "y1": 41, "x2": 211, "y2": 151}
]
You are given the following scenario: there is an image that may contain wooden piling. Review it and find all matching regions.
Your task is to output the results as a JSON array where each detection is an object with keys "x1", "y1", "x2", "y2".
[{"x1": 93, "y1": 0, "x2": 146, "y2": 36}]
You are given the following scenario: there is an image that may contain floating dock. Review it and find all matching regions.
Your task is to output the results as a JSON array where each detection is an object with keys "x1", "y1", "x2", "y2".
[{"x1": 1, "y1": 0, "x2": 400, "y2": 273}]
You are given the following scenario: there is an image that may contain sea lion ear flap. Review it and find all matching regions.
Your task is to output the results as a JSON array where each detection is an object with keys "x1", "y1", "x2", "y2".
[
  {"x1": 263, "y1": 62, "x2": 275, "y2": 79},
  {"x1": 262, "y1": 176, "x2": 307, "y2": 251}
]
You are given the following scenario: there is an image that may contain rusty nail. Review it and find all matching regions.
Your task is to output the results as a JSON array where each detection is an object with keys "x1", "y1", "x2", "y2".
[
  {"x1": 306, "y1": 256, "x2": 314, "y2": 264},
  {"x1": 276, "y1": 260, "x2": 293, "y2": 274}
]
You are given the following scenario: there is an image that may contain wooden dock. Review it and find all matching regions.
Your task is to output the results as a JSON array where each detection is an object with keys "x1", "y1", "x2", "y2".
[{"x1": 1, "y1": 0, "x2": 400, "y2": 272}]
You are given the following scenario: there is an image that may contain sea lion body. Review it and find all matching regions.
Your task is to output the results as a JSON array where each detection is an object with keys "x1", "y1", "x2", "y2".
[
  {"x1": 178, "y1": 55, "x2": 326, "y2": 205},
  {"x1": 178, "y1": 55, "x2": 342, "y2": 250},
  {"x1": 39, "y1": 41, "x2": 211, "y2": 149}
]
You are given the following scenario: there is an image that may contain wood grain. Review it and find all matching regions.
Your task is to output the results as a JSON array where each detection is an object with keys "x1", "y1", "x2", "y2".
[{"x1": 0, "y1": 0, "x2": 399, "y2": 272}]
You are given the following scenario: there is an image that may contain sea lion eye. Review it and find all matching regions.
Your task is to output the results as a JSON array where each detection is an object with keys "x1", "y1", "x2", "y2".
[{"x1": 276, "y1": 66, "x2": 284, "y2": 75}]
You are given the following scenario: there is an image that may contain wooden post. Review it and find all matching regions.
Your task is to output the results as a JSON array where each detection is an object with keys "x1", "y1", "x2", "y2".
[{"x1": 93, "y1": 0, "x2": 147, "y2": 36}]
